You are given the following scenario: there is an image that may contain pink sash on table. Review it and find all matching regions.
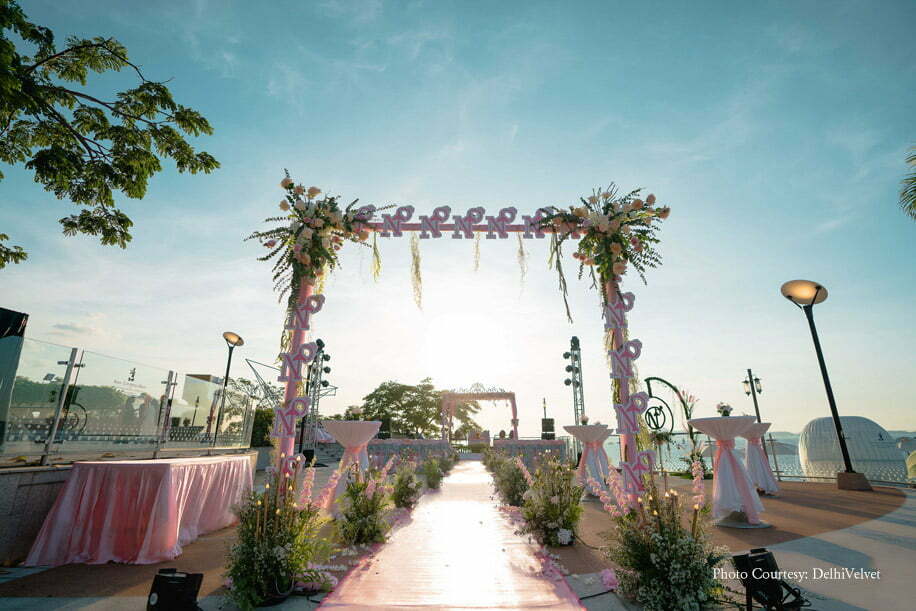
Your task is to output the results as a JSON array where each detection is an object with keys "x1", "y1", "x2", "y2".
[
  {"x1": 714, "y1": 439, "x2": 762, "y2": 524},
  {"x1": 577, "y1": 440, "x2": 610, "y2": 491}
]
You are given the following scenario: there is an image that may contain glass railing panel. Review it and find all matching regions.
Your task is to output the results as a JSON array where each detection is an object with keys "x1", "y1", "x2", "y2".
[
  {"x1": 48, "y1": 350, "x2": 171, "y2": 455},
  {"x1": 1, "y1": 338, "x2": 75, "y2": 457}
]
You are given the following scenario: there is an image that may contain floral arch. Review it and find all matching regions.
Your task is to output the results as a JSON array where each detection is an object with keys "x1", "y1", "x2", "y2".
[
  {"x1": 250, "y1": 176, "x2": 671, "y2": 496},
  {"x1": 440, "y1": 383, "x2": 518, "y2": 441}
]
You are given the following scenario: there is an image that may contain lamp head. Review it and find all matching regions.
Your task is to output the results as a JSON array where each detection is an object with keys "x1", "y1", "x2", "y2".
[
  {"x1": 754, "y1": 377, "x2": 762, "y2": 393},
  {"x1": 781, "y1": 280, "x2": 828, "y2": 306},
  {"x1": 222, "y1": 331, "x2": 244, "y2": 347},
  {"x1": 742, "y1": 379, "x2": 751, "y2": 395}
]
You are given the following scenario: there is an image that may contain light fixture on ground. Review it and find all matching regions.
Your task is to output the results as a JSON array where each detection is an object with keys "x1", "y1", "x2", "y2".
[
  {"x1": 780, "y1": 280, "x2": 871, "y2": 491},
  {"x1": 214, "y1": 331, "x2": 244, "y2": 446}
]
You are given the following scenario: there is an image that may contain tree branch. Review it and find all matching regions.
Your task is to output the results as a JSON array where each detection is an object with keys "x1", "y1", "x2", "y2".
[
  {"x1": 52, "y1": 86, "x2": 173, "y2": 127},
  {"x1": 24, "y1": 40, "x2": 113, "y2": 74}
]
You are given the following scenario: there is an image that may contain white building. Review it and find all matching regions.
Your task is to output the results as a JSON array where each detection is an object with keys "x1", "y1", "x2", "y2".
[{"x1": 799, "y1": 416, "x2": 907, "y2": 482}]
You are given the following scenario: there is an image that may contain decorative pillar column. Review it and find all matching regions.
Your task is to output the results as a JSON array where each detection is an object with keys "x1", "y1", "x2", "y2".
[
  {"x1": 273, "y1": 284, "x2": 325, "y2": 473},
  {"x1": 605, "y1": 278, "x2": 655, "y2": 496}
]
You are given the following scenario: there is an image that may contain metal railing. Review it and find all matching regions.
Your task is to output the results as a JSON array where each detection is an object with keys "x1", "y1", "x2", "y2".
[{"x1": 0, "y1": 337, "x2": 256, "y2": 464}]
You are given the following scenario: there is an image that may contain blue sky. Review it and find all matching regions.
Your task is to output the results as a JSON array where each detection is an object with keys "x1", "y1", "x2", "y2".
[{"x1": 2, "y1": 0, "x2": 914, "y2": 436}]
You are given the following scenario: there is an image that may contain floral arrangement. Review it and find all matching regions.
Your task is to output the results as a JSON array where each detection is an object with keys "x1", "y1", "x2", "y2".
[
  {"x1": 421, "y1": 457, "x2": 443, "y2": 489},
  {"x1": 591, "y1": 465, "x2": 730, "y2": 610},
  {"x1": 391, "y1": 460, "x2": 423, "y2": 509},
  {"x1": 225, "y1": 457, "x2": 334, "y2": 609},
  {"x1": 715, "y1": 402, "x2": 733, "y2": 417},
  {"x1": 491, "y1": 454, "x2": 531, "y2": 507},
  {"x1": 536, "y1": 184, "x2": 670, "y2": 317},
  {"x1": 335, "y1": 464, "x2": 391, "y2": 546},
  {"x1": 248, "y1": 173, "x2": 389, "y2": 313},
  {"x1": 518, "y1": 457, "x2": 583, "y2": 546}
]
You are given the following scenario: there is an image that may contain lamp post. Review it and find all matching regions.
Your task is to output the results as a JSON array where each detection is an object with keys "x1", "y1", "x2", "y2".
[
  {"x1": 214, "y1": 331, "x2": 244, "y2": 446},
  {"x1": 781, "y1": 280, "x2": 870, "y2": 490},
  {"x1": 742, "y1": 370, "x2": 763, "y2": 423}
]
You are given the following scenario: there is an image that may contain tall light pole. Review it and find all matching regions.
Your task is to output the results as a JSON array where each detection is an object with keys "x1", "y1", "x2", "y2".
[
  {"x1": 742, "y1": 370, "x2": 763, "y2": 423},
  {"x1": 214, "y1": 331, "x2": 244, "y2": 445},
  {"x1": 781, "y1": 280, "x2": 870, "y2": 490},
  {"x1": 742, "y1": 370, "x2": 768, "y2": 462}
]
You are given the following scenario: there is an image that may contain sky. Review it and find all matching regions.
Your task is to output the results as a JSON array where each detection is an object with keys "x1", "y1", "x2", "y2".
[{"x1": 2, "y1": 0, "x2": 914, "y2": 437}]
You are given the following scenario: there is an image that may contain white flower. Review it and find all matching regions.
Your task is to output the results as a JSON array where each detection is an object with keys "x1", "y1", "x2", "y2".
[{"x1": 557, "y1": 528, "x2": 572, "y2": 545}]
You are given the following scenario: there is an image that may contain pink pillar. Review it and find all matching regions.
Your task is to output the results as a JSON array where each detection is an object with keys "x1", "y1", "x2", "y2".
[
  {"x1": 509, "y1": 397, "x2": 519, "y2": 440},
  {"x1": 605, "y1": 279, "x2": 635, "y2": 465},
  {"x1": 279, "y1": 283, "x2": 314, "y2": 466}
]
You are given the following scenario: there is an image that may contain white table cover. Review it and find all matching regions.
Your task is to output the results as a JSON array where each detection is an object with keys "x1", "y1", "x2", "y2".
[
  {"x1": 564, "y1": 425, "x2": 612, "y2": 493},
  {"x1": 321, "y1": 420, "x2": 381, "y2": 512},
  {"x1": 688, "y1": 416, "x2": 764, "y2": 523},
  {"x1": 741, "y1": 421, "x2": 779, "y2": 495}
]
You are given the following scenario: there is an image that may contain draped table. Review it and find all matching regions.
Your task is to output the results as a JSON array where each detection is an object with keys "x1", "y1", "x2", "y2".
[
  {"x1": 688, "y1": 416, "x2": 769, "y2": 528},
  {"x1": 322, "y1": 420, "x2": 381, "y2": 513},
  {"x1": 564, "y1": 424, "x2": 612, "y2": 495},
  {"x1": 25, "y1": 455, "x2": 252, "y2": 566},
  {"x1": 741, "y1": 421, "x2": 779, "y2": 495}
]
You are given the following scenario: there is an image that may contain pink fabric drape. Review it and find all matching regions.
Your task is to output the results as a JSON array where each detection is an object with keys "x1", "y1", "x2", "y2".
[
  {"x1": 25, "y1": 456, "x2": 252, "y2": 566},
  {"x1": 576, "y1": 440, "x2": 609, "y2": 488},
  {"x1": 745, "y1": 438, "x2": 779, "y2": 494},
  {"x1": 713, "y1": 439, "x2": 764, "y2": 524}
]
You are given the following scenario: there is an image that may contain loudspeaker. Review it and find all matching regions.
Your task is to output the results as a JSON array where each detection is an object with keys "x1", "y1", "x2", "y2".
[
  {"x1": 147, "y1": 568, "x2": 203, "y2": 611},
  {"x1": 732, "y1": 548, "x2": 809, "y2": 610}
]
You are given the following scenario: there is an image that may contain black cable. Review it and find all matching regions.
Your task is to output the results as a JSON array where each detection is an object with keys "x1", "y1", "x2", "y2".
[{"x1": 578, "y1": 589, "x2": 614, "y2": 600}]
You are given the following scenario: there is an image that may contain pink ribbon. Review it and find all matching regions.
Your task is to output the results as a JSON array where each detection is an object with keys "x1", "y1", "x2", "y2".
[
  {"x1": 341, "y1": 442, "x2": 369, "y2": 471},
  {"x1": 576, "y1": 440, "x2": 604, "y2": 482},
  {"x1": 714, "y1": 439, "x2": 760, "y2": 524}
]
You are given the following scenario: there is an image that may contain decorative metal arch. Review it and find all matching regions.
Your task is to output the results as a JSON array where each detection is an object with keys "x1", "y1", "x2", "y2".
[
  {"x1": 644, "y1": 376, "x2": 691, "y2": 436},
  {"x1": 440, "y1": 384, "x2": 517, "y2": 441}
]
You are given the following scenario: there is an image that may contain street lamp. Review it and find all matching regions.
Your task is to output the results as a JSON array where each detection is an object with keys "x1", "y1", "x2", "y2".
[
  {"x1": 781, "y1": 280, "x2": 870, "y2": 490},
  {"x1": 742, "y1": 370, "x2": 763, "y2": 422},
  {"x1": 214, "y1": 331, "x2": 244, "y2": 445}
]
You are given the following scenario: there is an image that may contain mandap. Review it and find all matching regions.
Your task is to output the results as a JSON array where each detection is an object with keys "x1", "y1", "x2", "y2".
[{"x1": 250, "y1": 177, "x2": 672, "y2": 496}]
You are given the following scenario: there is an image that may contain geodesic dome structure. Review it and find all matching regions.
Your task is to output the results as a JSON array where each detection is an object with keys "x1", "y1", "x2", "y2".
[{"x1": 799, "y1": 416, "x2": 907, "y2": 482}]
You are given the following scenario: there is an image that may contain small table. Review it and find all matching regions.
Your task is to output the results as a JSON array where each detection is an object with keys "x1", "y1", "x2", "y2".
[
  {"x1": 741, "y1": 422, "x2": 779, "y2": 495},
  {"x1": 25, "y1": 455, "x2": 252, "y2": 566},
  {"x1": 322, "y1": 420, "x2": 381, "y2": 511},
  {"x1": 563, "y1": 425, "x2": 612, "y2": 495},
  {"x1": 688, "y1": 416, "x2": 769, "y2": 529}
]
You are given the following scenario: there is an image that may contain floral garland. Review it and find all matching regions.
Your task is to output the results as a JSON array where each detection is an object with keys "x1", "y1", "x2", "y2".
[
  {"x1": 536, "y1": 184, "x2": 671, "y2": 318},
  {"x1": 247, "y1": 173, "x2": 390, "y2": 314}
]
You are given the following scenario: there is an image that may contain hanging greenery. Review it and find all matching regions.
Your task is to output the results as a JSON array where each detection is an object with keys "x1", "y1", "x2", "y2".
[{"x1": 537, "y1": 184, "x2": 671, "y2": 319}]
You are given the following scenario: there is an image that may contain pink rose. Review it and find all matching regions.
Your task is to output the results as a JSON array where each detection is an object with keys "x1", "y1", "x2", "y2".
[
  {"x1": 632, "y1": 199, "x2": 644, "y2": 209},
  {"x1": 646, "y1": 193, "x2": 656, "y2": 205},
  {"x1": 612, "y1": 261, "x2": 626, "y2": 275},
  {"x1": 280, "y1": 178, "x2": 293, "y2": 188},
  {"x1": 279, "y1": 201, "x2": 290, "y2": 211},
  {"x1": 600, "y1": 568, "x2": 618, "y2": 590},
  {"x1": 307, "y1": 186, "x2": 322, "y2": 199},
  {"x1": 264, "y1": 240, "x2": 277, "y2": 248},
  {"x1": 658, "y1": 206, "x2": 671, "y2": 219},
  {"x1": 610, "y1": 243, "x2": 622, "y2": 255},
  {"x1": 294, "y1": 185, "x2": 305, "y2": 195}
]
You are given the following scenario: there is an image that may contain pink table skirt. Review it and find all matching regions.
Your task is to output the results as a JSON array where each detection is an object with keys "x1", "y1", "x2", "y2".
[{"x1": 25, "y1": 455, "x2": 252, "y2": 566}]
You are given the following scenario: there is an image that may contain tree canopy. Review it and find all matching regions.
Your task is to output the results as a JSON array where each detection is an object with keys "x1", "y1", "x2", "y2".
[
  {"x1": 901, "y1": 148, "x2": 915, "y2": 221},
  {"x1": 332, "y1": 378, "x2": 482, "y2": 439},
  {"x1": 0, "y1": 0, "x2": 218, "y2": 268}
]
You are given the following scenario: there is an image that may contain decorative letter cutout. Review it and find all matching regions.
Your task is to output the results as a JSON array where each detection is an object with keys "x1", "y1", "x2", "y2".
[
  {"x1": 419, "y1": 206, "x2": 451, "y2": 239},
  {"x1": 485, "y1": 207, "x2": 517, "y2": 239},
  {"x1": 285, "y1": 294, "x2": 326, "y2": 330},
  {"x1": 277, "y1": 341, "x2": 319, "y2": 382},
  {"x1": 451, "y1": 207, "x2": 485, "y2": 239},
  {"x1": 609, "y1": 339, "x2": 643, "y2": 380},
  {"x1": 380, "y1": 206, "x2": 414, "y2": 237},
  {"x1": 272, "y1": 397, "x2": 310, "y2": 438}
]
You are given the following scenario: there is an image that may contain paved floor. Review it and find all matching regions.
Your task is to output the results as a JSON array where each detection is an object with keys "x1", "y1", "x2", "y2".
[{"x1": 320, "y1": 461, "x2": 583, "y2": 609}]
